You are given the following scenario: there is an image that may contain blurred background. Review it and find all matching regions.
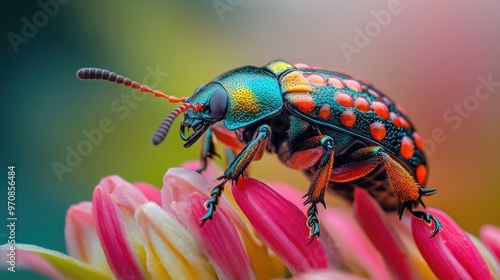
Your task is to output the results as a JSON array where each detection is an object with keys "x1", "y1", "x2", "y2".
[{"x1": 1, "y1": 0, "x2": 499, "y2": 278}]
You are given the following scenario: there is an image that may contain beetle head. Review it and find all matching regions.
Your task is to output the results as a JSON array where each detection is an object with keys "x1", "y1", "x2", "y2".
[{"x1": 177, "y1": 83, "x2": 228, "y2": 147}]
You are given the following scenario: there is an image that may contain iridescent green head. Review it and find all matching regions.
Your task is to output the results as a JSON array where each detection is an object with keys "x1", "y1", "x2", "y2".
[{"x1": 168, "y1": 64, "x2": 283, "y2": 147}]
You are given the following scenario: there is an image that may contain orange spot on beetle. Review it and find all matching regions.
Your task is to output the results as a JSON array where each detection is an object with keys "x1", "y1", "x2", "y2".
[
  {"x1": 369, "y1": 122, "x2": 386, "y2": 141},
  {"x1": 399, "y1": 116, "x2": 411, "y2": 129},
  {"x1": 344, "y1": 79, "x2": 362, "y2": 92},
  {"x1": 308, "y1": 74, "x2": 327, "y2": 86},
  {"x1": 413, "y1": 132, "x2": 423, "y2": 150},
  {"x1": 319, "y1": 104, "x2": 332, "y2": 119},
  {"x1": 341, "y1": 110, "x2": 356, "y2": 127},
  {"x1": 327, "y1": 77, "x2": 344, "y2": 88},
  {"x1": 390, "y1": 112, "x2": 401, "y2": 127},
  {"x1": 294, "y1": 95, "x2": 315, "y2": 113},
  {"x1": 400, "y1": 136, "x2": 415, "y2": 160},
  {"x1": 335, "y1": 92, "x2": 354, "y2": 107},
  {"x1": 416, "y1": 164, "x2": 427, "y2": 185},
  {"x1": 373, "y1": 101, "x2": 389, "y2": 119},
  {"x1": 355, "y1": 97, "x2": 370, "y2": 112}
]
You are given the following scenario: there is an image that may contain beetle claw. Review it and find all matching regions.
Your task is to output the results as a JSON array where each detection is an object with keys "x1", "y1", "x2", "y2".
[
  {"x1": 305, "y1": 203, "x2": 320, "y2": 245},
  {"x1": 200, "y1": 205, "x2": 215, "y2": 226},
  {"x1": 307, "y1": 223, "x2": 320, "y2": 246},
  {"x1": 200, "y1": 183, "x2": 225, "y2": 226},
  {"x1": 411, "y1": 210, "x2": 442, "y2": 238}
]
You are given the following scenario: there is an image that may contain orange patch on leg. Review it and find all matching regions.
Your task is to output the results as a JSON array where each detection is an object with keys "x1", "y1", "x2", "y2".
[
  {"x1": 331, "y1": 164, "x2": 378, "y2": 183},
  {"x1": 384, "y1": 156, "x2": 421, "y2": 203},
  {"x1": 310, "y1": 148, "x2": 335, "y2": 203},
  {"x1": 286, "y1": 148, "x2": 323, "y2": 170}
]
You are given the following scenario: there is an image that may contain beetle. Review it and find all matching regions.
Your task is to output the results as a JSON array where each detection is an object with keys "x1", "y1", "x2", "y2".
[{"x1": 77, "y1": 60, "x2": 442, "y2": 241}]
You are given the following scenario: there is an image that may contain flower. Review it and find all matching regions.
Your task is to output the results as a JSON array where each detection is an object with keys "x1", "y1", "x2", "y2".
[
  {"x1": 0, "y1": 162, "x2": 324, "y2": 279},
  {"x1": 1, "y1": 161, "x2": 499, "y2": 279}
]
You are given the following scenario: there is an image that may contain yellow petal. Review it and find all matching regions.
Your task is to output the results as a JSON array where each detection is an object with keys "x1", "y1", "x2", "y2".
[{"x1": 134, "y1": 202, "x2": 217, "y2": 280}]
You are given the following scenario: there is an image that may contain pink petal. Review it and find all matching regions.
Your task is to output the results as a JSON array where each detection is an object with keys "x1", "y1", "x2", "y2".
[
  {"x1": 92, "y1": 175, "x2": 148, "y2": 279},
  {"x1": 232, "y1": 177, "x2": 327, "y2": 274},
  {"x1": 469, "y1": 233, "x2": 500, "y2": 278},
  {"x1": 65, "y1": 201, "x2": 109, "y2": 272},
  {"x1": 322, "y1": 209, "x2": 392, "y2": 279},
  {"x1": 270, "y1": 182, "x2": 391, "y2": 278},
  {"x1": 162, "y1": 167, "x2": 245, "y2": 229},
  {"x1": 173, "y1": 192, "x2": 255, "y2": 280},
  {"x1": 267, "y1": 182, "x2": 306, "y2": 209},
  {"x1": 134, "y1": 182, "x2": 162, "y2": 205},
  {"x1": 288, "y1": 269, "x2": 368, "y2": 280},
  {"x1": 163, "y1": 167, "x2": 285, "y2": 279},
  {"x1": 162, "y1": 167, "x2": 213, "y2": 216},
  {"x1": 412, "y1": 208, "x2": 492, "y2": 280},
  {"x1": 387, "y1": 215, "x2": 437, "y2": 279},
  {"x1": 481, "y1": 225, "x2": 500, "y2": 263},
  {"x1": 353, "y1": 187, "x2": 413, "y2": 279},
  {"x1": 181, "y1": 160, "x2": 222, "y2": 180}
]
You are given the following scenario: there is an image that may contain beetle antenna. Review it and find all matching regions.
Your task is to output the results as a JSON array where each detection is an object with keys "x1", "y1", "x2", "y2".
[
  {"x1": 76, "y1": 67, "x2": 202, "y2": 110},
  {"x1": 152, "y1": 104, "x2": 193, "y2": 145}
]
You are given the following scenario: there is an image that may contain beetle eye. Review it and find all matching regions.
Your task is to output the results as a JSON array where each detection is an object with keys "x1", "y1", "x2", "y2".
[{"x1": 208, "y1": 85, "x2": 228, "y2": 120}]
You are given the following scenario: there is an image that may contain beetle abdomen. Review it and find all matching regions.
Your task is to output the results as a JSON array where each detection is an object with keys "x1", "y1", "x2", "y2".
[{"x1": 280, "y1": 64, "x2": 427, "y2": 186}]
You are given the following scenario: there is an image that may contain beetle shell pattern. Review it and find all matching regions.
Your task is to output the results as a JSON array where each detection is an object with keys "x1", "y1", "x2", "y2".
[{"x1": 262, "y1": 61, "x2": 427, "y2": 210}]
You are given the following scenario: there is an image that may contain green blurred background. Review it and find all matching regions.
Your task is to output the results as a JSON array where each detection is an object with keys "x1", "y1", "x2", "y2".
[{"x1": 1, "y1": 0, "x2": 500, "y2": 279}]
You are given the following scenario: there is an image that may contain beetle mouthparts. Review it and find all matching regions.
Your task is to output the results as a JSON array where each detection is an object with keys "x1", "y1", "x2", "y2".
[{"x1": 183, "y1": 123, "x2": 210, "y2": 148}]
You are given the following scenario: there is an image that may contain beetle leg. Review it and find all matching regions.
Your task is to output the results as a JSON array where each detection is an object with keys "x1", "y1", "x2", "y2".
[
  {"x1": 284, "y1": 135, "x2": 329, "y2": 170},
  {"x1": 197, "y1": 128, "x2": 219, "y2": 173},
  {"x1": 201, "y1": 124, "x2": 271, "y2": 225},
  {"x1": 330, "y1": 146, "x2": 442, "y2": 237},
  {"x1": 222, "y1": 146, "x2": 253, "y2": 177},
  {"x1": 292, "y1": 135, "x2": 335, "y2": 242},
  {"x1": 329, "y1": 146, "x2": 385, "y2": 182}
]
